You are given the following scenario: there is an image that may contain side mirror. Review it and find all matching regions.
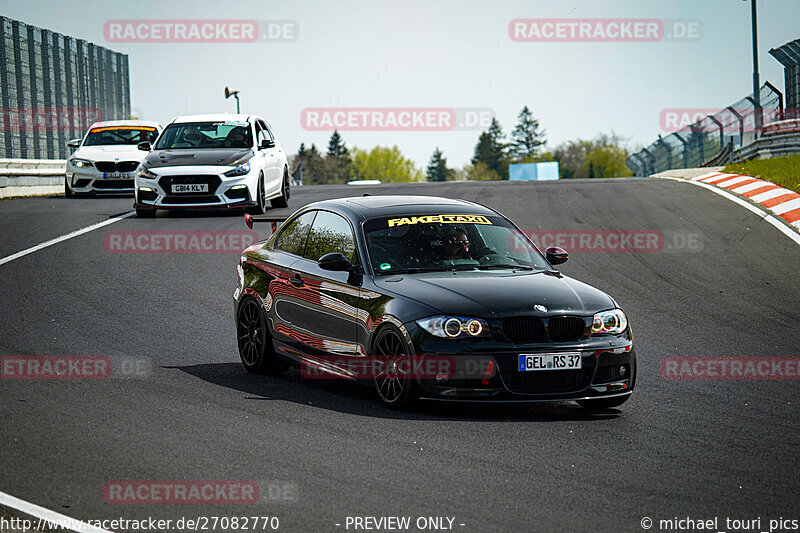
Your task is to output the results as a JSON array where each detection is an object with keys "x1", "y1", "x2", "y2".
[
  {"x1": 137, "y1": 141, "x2": 151, "y2": 151},
  {"x1": 318, "y1": 252, "x2": 352, "y2": 271},
  {"x1": 244, "y1": 213, "x2": 253, "y2": 230},
  {"x1": 67, "y1": 139, "x2": 81, "y2": 148},
  {"x1": 260, "y1": 139, "x2": 275, "y2": 149},
  {"x1": 545, "y1": 246, "x2": 568, "y2": 265}
]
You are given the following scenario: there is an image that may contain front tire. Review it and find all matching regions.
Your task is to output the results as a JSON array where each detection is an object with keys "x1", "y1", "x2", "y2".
[
  {"x1": 237, "y1": 296, "x2": 288, "y2": 375},
  {"x1": 372, "y1": 326, "x2": 418, "y2": 410},
  {"x1": 245, "y1": 173, "x2": 267, "y2": 215},
  {"x1": 64, "y1": 178, "x2": 74, "y2": 198},
  {"x1": 577, "y1": 395, "x2": 630, "y2": 410},
  {"x1": 271, "y1": 169, "x2": 290, "y2": 208}
]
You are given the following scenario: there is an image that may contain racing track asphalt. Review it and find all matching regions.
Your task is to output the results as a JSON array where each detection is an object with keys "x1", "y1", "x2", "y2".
[{"x1": 0, "y1": 178, "x2": 799, "y2": 533}]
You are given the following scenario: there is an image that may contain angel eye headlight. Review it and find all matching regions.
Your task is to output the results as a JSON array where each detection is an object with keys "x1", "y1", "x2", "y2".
[
  {"x1": 444, "y1": 318, "x2": 462, "y2": 338},
  {"x1": 591, "y1": 309, "x2": 628, "y2": 335},
  {"x1": 416, "y1": 316, "x2": 490, "y2": 339},
  {"x1": 466, "y1": 319, "x2": 483, "y2": 336}
]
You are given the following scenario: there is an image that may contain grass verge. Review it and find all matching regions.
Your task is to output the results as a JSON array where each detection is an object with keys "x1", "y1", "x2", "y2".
[{"x1": 724, "y1": 155, "x2": 800, "y2": 194}]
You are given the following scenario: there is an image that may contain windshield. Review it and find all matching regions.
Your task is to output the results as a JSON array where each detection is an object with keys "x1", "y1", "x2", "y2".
[
  {"x1": 154, "y1": 121, "x2": 253, "y2": 149},
  {"x1": 83, "y1": 126, "x2": 158, "y2": 146},
  {"x1": 363, "y1": 214, "x2": 550, "y2": 274}
]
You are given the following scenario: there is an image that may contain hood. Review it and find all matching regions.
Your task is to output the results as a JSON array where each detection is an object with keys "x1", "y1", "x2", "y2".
[
  {"x1": 144, "y1": 149, "x2": 254, "y2": 168},
  {"x1": 72, "y1": 145, "x2": 146, "y2": 161},
  {"x1": 375, "y1": 270, "x2": 616, "y2": 319}
]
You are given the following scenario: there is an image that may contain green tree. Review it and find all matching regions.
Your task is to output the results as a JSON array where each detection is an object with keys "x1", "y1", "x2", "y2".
[
  {"x1": 510, "y1": 106, "x2": 546, "y2": 160},
  {"x1": 327, "y1": 130, "x2": 349, "y2": 158},
  {"x1": 350, "y1": 146, "x2": 424, "y2": 183},
  {"x1": 463, "y1": 161, "x2": 503, "y2": 181},
  {"x1": 426, "y1": 147, "x2": 452, "y2": 182},
  {"x1": 291, "y1": 143, "x2": 327, "y2": 184},
  {"x1": 323, "y1": 131, "x2": 351, "y2": 184},
  {"x1": 553, "y1": 133, "x2": 632, "y2": 179},
  {"x1": 585, "y1": 142, "x2": 632, "y2": 178},
  {"x1": 471, "y1": 117, "x2": 508, "y2": 177}
]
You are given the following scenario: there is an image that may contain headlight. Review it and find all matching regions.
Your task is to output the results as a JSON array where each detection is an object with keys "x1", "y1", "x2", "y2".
[
  {"x1": 224, "y1": 161, "x2": 251, "y2": 177},
  {"x1": 416, "y1": 316, "x2": 490, "y2": 339},
  {"x1": 591, "y1": 309, "x2": 628, "y2": 335},
  {"x1": 70, "y1": 158, "x2": 93, "y2": 168},
  {"x1": 137, "y1": 166, "x2": 157, "y2": 179}
]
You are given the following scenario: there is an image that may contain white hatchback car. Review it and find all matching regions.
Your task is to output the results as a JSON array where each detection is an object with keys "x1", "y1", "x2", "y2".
[
  {"x1": 65, "y1": 120, "x2": 162, "y2": 196},
  {"x1": 133, "y1": 114, "x2": 290, "y2": 217}
]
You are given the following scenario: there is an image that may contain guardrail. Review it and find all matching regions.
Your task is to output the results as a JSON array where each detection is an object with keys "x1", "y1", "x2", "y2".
[
  {"x1": 733, "y1": 129, "x2": 800, "y2": 161},
  {"x1": 0, "y1": 158, "x2": 65, "y2": 188}
]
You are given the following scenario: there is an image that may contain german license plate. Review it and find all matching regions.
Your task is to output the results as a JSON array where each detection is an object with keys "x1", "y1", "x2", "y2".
[
  {"x1": 103, "y1": 172, "x2": 133, "y2": 179},
  {"x1": 518, "y1": 353, "x2": 582, "y2": 371},
  {"x1": 172, "y1": 183, "x2": 209, "y2": 193}
]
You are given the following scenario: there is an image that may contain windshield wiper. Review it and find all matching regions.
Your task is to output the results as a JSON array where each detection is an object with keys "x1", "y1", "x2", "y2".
[{"x1": 476, "y1": 264, "x2": 536, "y2": 270}]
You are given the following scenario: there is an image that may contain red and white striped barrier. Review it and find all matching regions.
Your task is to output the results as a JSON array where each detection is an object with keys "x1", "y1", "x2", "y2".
[{"x1": 692, "y1": 172, "x2": 800, "y2": 230}]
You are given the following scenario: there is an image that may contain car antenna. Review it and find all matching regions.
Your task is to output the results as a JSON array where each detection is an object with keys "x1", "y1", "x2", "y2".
[{"x1": 362, "y1": 193, "x2": 371, "y2": 197}]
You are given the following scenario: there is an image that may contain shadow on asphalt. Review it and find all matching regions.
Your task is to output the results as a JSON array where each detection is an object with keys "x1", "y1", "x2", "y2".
[{"x1": 165, "y1": 362, "x2": 622, "y2": 422}]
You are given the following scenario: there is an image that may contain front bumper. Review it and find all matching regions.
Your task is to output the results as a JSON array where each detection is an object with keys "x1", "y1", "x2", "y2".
[
  {"x1": 407, "y1": 325, "x2": 637, "y2": 402},
  {"x1": 134, "y1": 166, "x2": 257, "y2": 210},
  {"x1": 66, "y1": 167, "x2": 136, "y2": 194}
]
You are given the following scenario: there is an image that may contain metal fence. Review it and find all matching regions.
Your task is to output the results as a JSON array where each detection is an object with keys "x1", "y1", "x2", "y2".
[
  {"x1": 627, "y1": 84, "x2": 782, "y2": 176},
  {"x1": 0, "y1": 16, "x2": 131, "y2": 159}
]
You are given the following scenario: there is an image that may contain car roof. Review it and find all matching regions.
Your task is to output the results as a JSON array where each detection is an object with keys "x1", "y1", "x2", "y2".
[
  {"x1": 301, "y1": 195, "x2": 499, "y2": 221},
  {"x1": 88, "y1": 120, "x2": 161, "y2": 129},
  {"x1": 171, "y1": 113, "x2": 260, "y2": 124}
]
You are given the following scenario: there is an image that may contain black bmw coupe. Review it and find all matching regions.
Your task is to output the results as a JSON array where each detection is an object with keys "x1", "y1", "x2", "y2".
[{"x1": 234, "y1": 195, "x2": 636, "y2": 409}]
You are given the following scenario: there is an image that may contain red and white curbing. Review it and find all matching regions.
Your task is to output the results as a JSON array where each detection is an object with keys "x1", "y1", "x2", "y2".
[{"x1": 692, "y1": 172, "x2": 800, "y2": 230}]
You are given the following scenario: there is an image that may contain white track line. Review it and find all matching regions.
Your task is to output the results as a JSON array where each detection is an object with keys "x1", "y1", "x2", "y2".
[
  {"x1": 0, "y1": 489, "x2": 113, "y2": 533},
  {"x1": 0, "y1": 212, "x2": 133, "y2": 267},
  {"x1": 658, "y1": 176, "x2": 800, "y2": 247}
]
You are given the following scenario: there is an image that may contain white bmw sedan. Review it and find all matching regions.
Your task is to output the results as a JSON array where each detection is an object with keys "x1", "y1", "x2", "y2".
[
  {"x1": 133, "y1": 114, "x2": 290, "y2": 218},
  {"x1": 65, "y1": 120, "x2": 162, "y2": 197}
]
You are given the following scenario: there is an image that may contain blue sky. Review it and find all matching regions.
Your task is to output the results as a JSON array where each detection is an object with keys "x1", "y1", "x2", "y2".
[{"x1": 1, "y1": 0, "x2": 798, "y2": 167}]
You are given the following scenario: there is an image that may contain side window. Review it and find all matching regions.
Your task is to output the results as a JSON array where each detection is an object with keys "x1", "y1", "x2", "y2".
[
  {"x1": 255, "y1": 122, "x2": 267, "y2": 146},
  {"x1": 304, "y1": 211, "x2": 356, "y2": 262},
  {"x1": 274, "y1": 211, "x2": 317, "y2": 257},
  {"x1": 262, "y1": 121, "x2": 275, "y2": 141}
]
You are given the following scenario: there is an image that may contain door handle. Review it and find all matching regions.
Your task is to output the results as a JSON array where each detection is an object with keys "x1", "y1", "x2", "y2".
[{"x1": 289, "y1": 274, "x2": 304, "y2": 287}]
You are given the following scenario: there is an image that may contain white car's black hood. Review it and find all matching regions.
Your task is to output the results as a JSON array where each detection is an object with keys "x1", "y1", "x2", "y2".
[{"x1": 144, "y1": 149, "x2": 254, "y2": 168}]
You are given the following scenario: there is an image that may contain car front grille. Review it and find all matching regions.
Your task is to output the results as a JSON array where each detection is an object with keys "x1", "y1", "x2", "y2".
[
  {"x1": 548, "y1": 316, "x2": 587, "y2": 342},
  {"x1": 500, "y1": 368, "x2": 590, "y2": 394},
  {"x1": 501, "y1": 317, "x2": 546, "y2": 343},
  {"x1": 95, "y1": 161, "x2": 139, "y2": 172},
  {"x1": 92, "y1": 179, "x2": 134, "y2": 189},
  {"x1": 158, "y1": 175, "x2": 222, "y2": 195},
  {"x1": 161, "y1": 195, "x2": 221, "y2": 205},
  {"x1": 501, "y1": 316, "x2": 587, "y2": 343}
]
